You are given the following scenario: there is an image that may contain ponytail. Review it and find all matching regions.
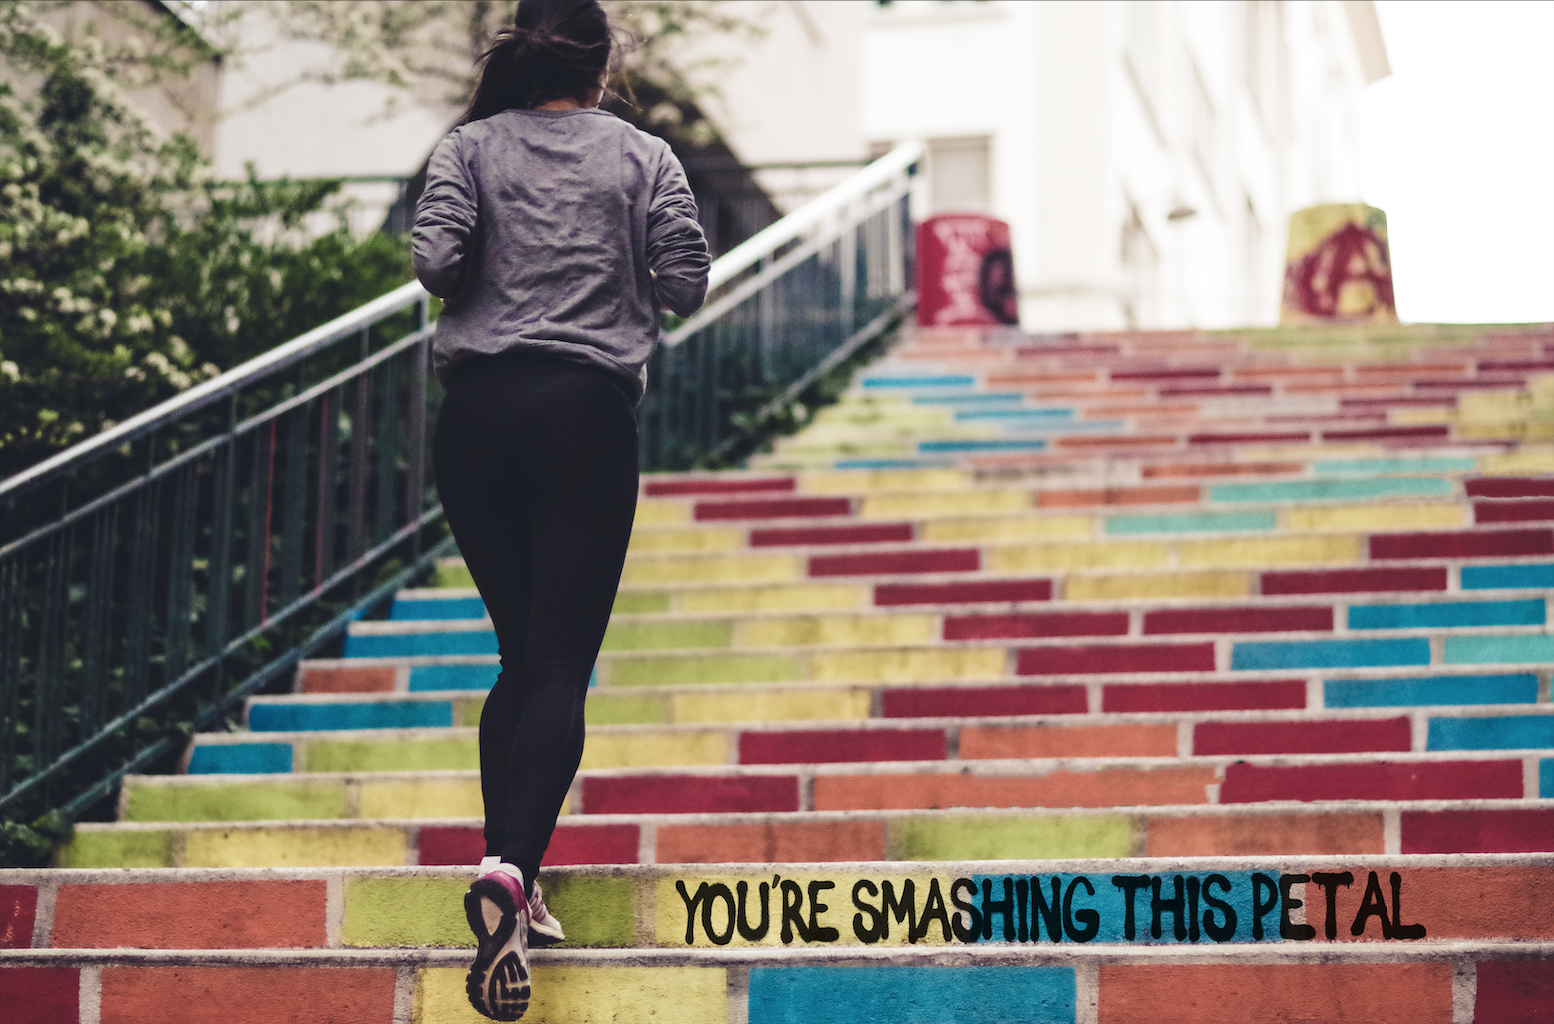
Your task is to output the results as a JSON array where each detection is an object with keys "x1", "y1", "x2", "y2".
[{"x1": 461, "y1": 0, "x2": 615, "y2": 124}]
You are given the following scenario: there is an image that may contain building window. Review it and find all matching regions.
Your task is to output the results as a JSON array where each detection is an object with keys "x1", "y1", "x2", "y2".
[{"x1": 928, "y1": 136, "x2": 992, "y2": 213}]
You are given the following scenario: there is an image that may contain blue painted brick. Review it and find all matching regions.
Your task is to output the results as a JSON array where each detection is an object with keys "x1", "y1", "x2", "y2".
[
  {"x1": 953, "y1": 408, "x2": 1074, "y2": 420},
  {"x1": 1429, "y1": 715, "x2": 1554, "y2": 751},
  {"x1": 919, "y1": 439, "x2": 1047, "y2": 452},
  {"x1": 748, "y1": 966, "x2": 1076, "y2": 1024},
  {"x1": 1445, "y1": 634, "x2": 1554, "y2": 665},
  {"x1": 1313, "y1": 457, "x2": 1474, "y2": 476},
  {"x1": 247, "y1": 700, "x2": 452, "y2": 732},
  {"x1": 834, "y1": 459, "x2": 941, "y2": 470},
  {"x1": 1209, "y1": 477, "x2": 1453, "y2": 503},
  {"x1": 1461, "y1": 563, "x2": 1554, "y2": 590},
  {"x1": 1105, "y1": 511, "x2": 1277, "y2": 536},
  {"x1": 913, "y1": 393, "x2": 1026, "y2": 405},
  {"x1": 187, "y1": 743, "x2": 293, "y2": 775},
  {"x1": 862, "y1": 375, "x2": 976, "y2": 389},
  {"x1": 1324, "y1": 673, "x2": 1538, "y2": 708},
  {"x1": 1348, "y1": 599, "x2": 1546, "y2": 630},
  {"x1": 1231, "y1": 638, "x2": 1431, "y2": 670},
  {"x1": 342, "y1": 630, "x2": 498, "y2": 658},
  {"x1": 408, "y1": 663, "x2": 500, "y2": 692},
  {"x1": 390, "y1": 597, "x2": 486, "y2": 620},
  {"x1": 1542, "y1": 760, "x2": 1554, "y2": 798}
]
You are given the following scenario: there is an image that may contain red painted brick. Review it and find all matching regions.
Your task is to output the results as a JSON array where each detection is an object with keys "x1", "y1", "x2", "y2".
[
  {"x1": 0, "y1": 967, "x2": 77, "y2": 1024},
  {"x1": 644, "y1": 477, "x2": 794, "y2": 496},
  {"x1": 874, "y1": 579, "x2": 1051, "y2": 605},
  {"x1": 1370, "y1": 528, "x2": 1554, "y2": 560},
  {"x1": 1194, "y1": 717, "x2": 1411, "y2": 756},
  {"x1": 1099, "y1": 963, "x2": 1451, "y2": 1024},
  {"x1": 1219, "y1": 760, "x2": 1523, "y2": 803},
  {"x1": 1016, "y1": 642, "x2": 1215, "y2": 676},
  {"x1": 1187, "y1": 430, "x2": 1310, "y2": 444},
  {"x1": 1102, "y1": 680, "x2": 1307, "y2": 712},
  {"x1": 416, "y1": 823, "x2": 641, "y2": 865},
  {"x1": 810, "y1": 548, "x2": 978, "y2": 576},
  {"x1": 1415, "y1": 377, "x2": 1528, "y2": 391},
  {"x1": 1341, "y1": 396, "x2": 1460, "y2": 411},
  {"x1": 299, "y1": 666, "x2": 397, "y2": 694},
  {"x1": 415, "y1": 825, "x2": 483, "y2": 865},
  {"x1": 1055, "y1": 434, "x2": 1178, "y2": 449},
  {"x1": 100, "y1": 966, "x2": 395, "y2": 1024},
  {"x1": 750, "y1": 523, "x2": 913, "y2": 546},
  {"x1": 1467, "y1": 477, "x2": 1554, "y2": 498},
  {"x1": 1111, "y1": 367, "x2": 1221, "y2": 381},
  {"x1": 1476, "y1": 499, "x2": 1554, "y2": 523},
  {"x1": 1476, "y1": 960, "x2": 1554, "y2": 1024},
  {"x1": 738, "y1": 728, "x2": 946, "y2": 765},
  {"x1": 51, "y1": 881, "x2": 326, "y2": 949},
  {"x1": 1036, "y1": 485, "x2": 1199, "y2": 508},
  {"x1": 693, "y1": 497, "x2": 850, "y2": 521},
  {"x1": 1143, "y1": 605, "x2": 1333, "y2": 634},
  {"x1": 655, "y1": 820, "x2": 885, "y2": 863},
  {"x1": 1402, "y1": 807, "x2": 1554, "y2": 854},
  {"x1": 882, "y1": 684, "x2": 1088, "y2": 718},
  {"x1": 1479, "y1": 359, "x2": 1554, "y2": 372},
  {"x1": 944, "y1": 611, "x2": 1129, "y2": 640},
  {"x1": 0, "y1": 885, "x2": 37, "y2": 948},
  {"x1": 581, "y1": 774, "x2": 799, "y2": 814},
  {"x1": 1322, "y1": 423, "x2": 1450, "y2": 440},
  {"x1": 1261, "y1": 566, "x2": 1448, "y2": 594},
  {"x1": 1140, "y1": 461, "x2": 1303, "y2": 478},
  {"x1": 1158, "y1": 385, "x2": 1272, "y2": 397}
]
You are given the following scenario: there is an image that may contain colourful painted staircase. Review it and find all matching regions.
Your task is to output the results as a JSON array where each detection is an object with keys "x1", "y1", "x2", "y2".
[{"x1": 6, "y1": 323, "x2": 1554, "y2": 1022}]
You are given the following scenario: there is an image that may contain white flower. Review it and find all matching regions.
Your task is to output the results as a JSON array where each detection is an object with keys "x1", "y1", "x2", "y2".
[{"x1": 0, "y1": 360, "x2": 19, "y2": 382}]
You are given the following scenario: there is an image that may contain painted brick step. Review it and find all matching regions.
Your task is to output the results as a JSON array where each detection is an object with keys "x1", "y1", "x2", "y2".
[
  {"x1": 115, "y1": 751, "x2": 1553, "y2": 823},
  {"x1": 6, "y1": 857, "x2": 1553, "y2": 957},
  {"x1": 192, "y1": 707, "x2": 1554, "y2": 776},
  {"x1": 4, "y1": 945, "x2": 1551, "y2": 1024},
  {"x1": 58, "y1": 800, "x2": 1554, "y2": 869}
]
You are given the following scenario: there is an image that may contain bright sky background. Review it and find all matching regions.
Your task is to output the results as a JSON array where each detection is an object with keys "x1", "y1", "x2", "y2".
[{"x1": 1361, "y1": 1, "x2": 1554, "y2": 325}]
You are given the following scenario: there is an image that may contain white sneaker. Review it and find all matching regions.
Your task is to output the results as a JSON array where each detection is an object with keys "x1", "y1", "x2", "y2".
[
  {"x1": 477, "y1": 857, "x2": 565, "y2": 946},
  {"x1": 465, "y1": 866, "x2": 530, "y2": 1021}
]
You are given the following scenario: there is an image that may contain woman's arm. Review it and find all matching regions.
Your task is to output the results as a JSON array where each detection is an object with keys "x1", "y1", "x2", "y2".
[
  {"x1": 412, "y1": 132, "x2": 477, "y2": 300},
  {"x1": 645, "y1": 147, "x2": 711, "y2": 317}
]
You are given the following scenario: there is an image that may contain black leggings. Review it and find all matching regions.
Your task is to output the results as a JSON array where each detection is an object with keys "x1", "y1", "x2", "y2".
[{"x1": 432, "y1": 353, "x2": 638, "y2": 890}]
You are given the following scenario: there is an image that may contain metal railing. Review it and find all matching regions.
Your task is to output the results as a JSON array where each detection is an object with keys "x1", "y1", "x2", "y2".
[
  {"x1": 0, "y1": 284, "x2": 450, "y2": 828},
  {"x1": 0, "y1": 142, "x2": 920, "y2": 836},
  {"x1": 639, "y1": 142, "x2": 921, "y2": 469}
]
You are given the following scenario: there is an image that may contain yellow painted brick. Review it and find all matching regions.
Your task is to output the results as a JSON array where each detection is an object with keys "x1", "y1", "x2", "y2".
[
  {"x1": 621, "y1": 554, "x2": 802, "y2": 586},
  {"x1": 1177, "y1": 533, "x2": 1361, "y2": 568},
  {"x1": 634, "y1": 501, "x2": 691, "y2": 526},
  {"x1": 1064, "y1": 571, "x2": 1251, "y2": 601},
  {"x1": 579, "y1": 731, "x2": 729, "y2": 770},
  {"x1": 985, "y1": 540, "x2": 1170, "y2": 573},
  {"x1": 1481, "y1": 449, "x2": 1554, "y2": 474},
  {"x1": 670, "y1": 688, "x2": 872, "y2": 724},
  {"x1": 357, "y1": 779, "x2": 483, "y2": 820},
  {"x1": 800, "y1": 468, "x2": 970, "y2": 493},
  {"x1": 1238, "y1": 443, "x2": 1380, "y2": 461},
  {"x1": 809, "y1": 647, "x2": 1007, "y2": 683},
  {"x1": 1284, "y1": 503, "x2": 1465, "y2": 531},
  {"x1": 627, "y1": 528, "x2": 744, "y2": 554},
  {"x1": 860, "y1": 490, "x2": 1032, "y2": 520},
  {"x1": 739, "y1": 614, "x2": 938, "y2": 648},
  {"x1": 1390, "y1": 407, "x2": 1454, "y2": 425},
  {"x1": 922, "y1": 515, "x2": 1093, "y2": 543},
  {"x1": 676, "y1": 584, "x2": 866, "y2": 613},
  {"x1": 182, "y1": 826, "x2": 407, "y2": 868},
  {"x1": 415, "y1": 966, "x2": 729, "y2": 1024}
]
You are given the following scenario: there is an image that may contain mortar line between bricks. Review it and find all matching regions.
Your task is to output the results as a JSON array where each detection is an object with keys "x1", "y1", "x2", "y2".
[
  {"x1": 1074, "y1": 960, "x2": 1100, "y2": 1024},
  {"x1": 726, "y1": 964, "x2": 750, "y2": 1024},
  {"x1": 1382, "y1": 807, "x2": 1401, "y2": 856},
  {"x1": 32, "y1": 877, "x2": 58, "y2": 949},
  {"x1": 326, "y1": 872, "x2": 344, "y2": 948},
  {"x1": 1452, "y1": 959, "x2": 1477, "y2": 1024},
  {"x1": 393, "y1": 964, "x2": 416, "y2": 1024},
  {"x1": 78, "y1": 964, "x2": 100, "y2": 1024}
]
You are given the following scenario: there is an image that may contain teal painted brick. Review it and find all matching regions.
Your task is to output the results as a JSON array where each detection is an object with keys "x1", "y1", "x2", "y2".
[
  {"x1": 748, "y1": 966, "x2": 1076, "y2": 1024},
  {"x1": 863, "y1": 376, "x2": 976, "y2": 388},
  {"x1": 1348, "y1": 599, "x2": 1546, "y2": 630},
  {"x1": 1542, "y1": 760, "x2": 1554, "y2": 798},
  {"x1": 1312, "y1": 457, "x2": 1475, "y2": 476},
  {"x1": 1428, "y1": 715, "x2": 1554, "y2": 751},
  {"x1": 1208, "y1": 477, "x2": 1454, "y2": 503},
  {"x1": 912, "y1": 393, "x2": 1026, "y2": 405},
  {"x1": 1105, "y1": 511, "x2": 1277, "y2": 536},
  {"x1": 343, "y1": 631, "x2": 497, "y2": 658},
  {"x1": 919, "y1": 439, "x2": 1047, "y2": 452},
  {"x1": 409, "y1": 664, "x2": 500, "y2": 691},
  {"x1": 186, "y1": 743, "x2": 293, "y2": 774},
  {"x1": 1444, "y1": 634, "x2": 1554, "y2": 665},
  {"x1": 1231, "y1": 638, "x2": 1431, "y2": 670},
  {"x1": 1462, "y1": 563, "x2": 1554, "y2": 590},
  {"x1": 248, "y1": 701, "x2": 452, "y2": 732},
  {"x1": 953, "y1": 408, "x2": 1075, "y2": 420},
  {"x1": 1324, "y1": 673, "x2": 1538, "y2": 707},
  {"x1": 390, "y1": 597, "x2": 486, "y2": 620}
]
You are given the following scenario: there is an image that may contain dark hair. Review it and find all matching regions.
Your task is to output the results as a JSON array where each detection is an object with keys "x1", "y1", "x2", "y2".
[{"x1": 460, "y1": 0, "x2": 615, "y2": 124}]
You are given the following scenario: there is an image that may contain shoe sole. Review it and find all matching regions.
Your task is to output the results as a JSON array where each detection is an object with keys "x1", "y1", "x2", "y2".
[{"x1": 465, "y1": 878, "x2": 531, "y2": 1021}]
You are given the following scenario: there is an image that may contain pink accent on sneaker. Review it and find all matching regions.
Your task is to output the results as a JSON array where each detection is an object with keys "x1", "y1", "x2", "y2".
[{"x1": 465, "y1": 869, "x2": 531, "y2": 1021}]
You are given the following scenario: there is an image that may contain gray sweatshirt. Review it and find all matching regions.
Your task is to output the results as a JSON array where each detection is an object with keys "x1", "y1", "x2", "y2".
[{"x1": 412, "y1": 107, "x2": 711, "y2": 400}]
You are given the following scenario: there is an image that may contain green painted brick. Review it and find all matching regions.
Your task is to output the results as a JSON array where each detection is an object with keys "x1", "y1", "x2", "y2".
[
  {"x1": 343, "y1": 877, "x2": 471, "y2": 947},
  {"x1": 888, "y1": 815, "x2": 1136, "y2": 861},
  {"x1": 601, "y1": 620, "x2": 733, "y2": 652},
  {"x1": 586, "y1": 693, "x2": 668, "y2": 726},
  {"x1": 123, "y1": 780, "x2": 349, "y2": 823},
  {"x1": 613, "y1": 591, "x2": 672, "y2": 614},
  {"x1": 434, "y1": 562, "x2": 475, "y2": 588},
  {"x1": 607, "y1": 654, "x2": 800, "y2": 687},
  {"x1": 454, "y1": 698, "x2": 485, "y2": 728},
  {"x1": 538, "y1": 875, "x2": 637, "y2": 947},
  {"x1": 57, "y1": 829, "x2": 173, "y2": 868},
  {"x1": 304, "y1": 737, "x2": 480, "y2": 773},
  {"x1": 1444, "y1": 634, "x2": 1554, "y2": 665}
]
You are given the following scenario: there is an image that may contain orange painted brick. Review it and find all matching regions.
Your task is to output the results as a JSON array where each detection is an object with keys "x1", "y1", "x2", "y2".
[
  {"x1": 960, "y1": 724, "x2": 1177, "y2": 760},
  {"x1": 1317, "y1": 866, "x2": 1554, "y2": 941},
  {"x1": 1056, "y1": 434, "x2": 1179, "y2": 449},
  {"x1": 51, "y1": 882, "x2": 325, "y2": 949},
  {"x1": 300, "y1": 666, "x2": 397, "y2": 694},
  {"x1": 1099, "y1": 963, "x2": 1451, "y2": 1024},
  {"x1": 1145, "y1": 812, "x2": 1385, "y2": 857},
  {"x1": 100, "y1": 966, "x2": 395, "y2": 1024},
  {"x1": 1142, "y1": 461, "x2": 1303, "y2": 479},
  {"x1": 812, "y1": 766, "x2": 1216, "y2": 811},
  {"x1": 654, "y1": 820, "x2": 886, "y2": 864},
  {"x1": 1036, "y1": 486, "x2": 1200, "y2": 508}
]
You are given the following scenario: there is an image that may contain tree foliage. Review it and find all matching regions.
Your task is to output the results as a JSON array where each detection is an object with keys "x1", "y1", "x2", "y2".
[{"x1": 0, "y1": 1, "x2": 413, "y2": 478}]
